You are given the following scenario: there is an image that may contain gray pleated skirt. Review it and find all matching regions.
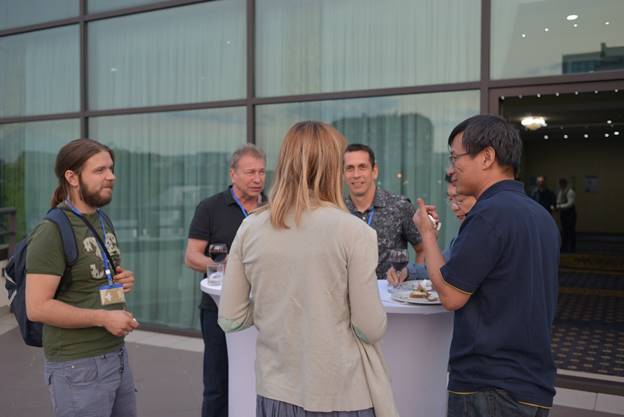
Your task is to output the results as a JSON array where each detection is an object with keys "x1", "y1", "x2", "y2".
[{"x1": 257, "y1": 396, "x2": 375, "y2": 417}]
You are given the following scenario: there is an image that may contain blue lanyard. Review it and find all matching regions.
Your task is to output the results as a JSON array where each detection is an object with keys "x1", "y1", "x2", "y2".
[
  {"x1": 230, "y1": 187, "x2": 249, "y2": 218},
  {"x1": 366, "y1": 207, "x2": 375, "y2": 226},
  {"x1": 64, "y1": 200, "x2": 114, "y2": 285}
]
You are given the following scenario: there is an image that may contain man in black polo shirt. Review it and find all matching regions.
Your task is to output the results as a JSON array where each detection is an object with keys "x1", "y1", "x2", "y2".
[
  {"x1": 184, "y1": 144, "x2": 266, "y2": 417},
  {"x1": 414, "y1": 115, "x2": 559, "y2": 416}
]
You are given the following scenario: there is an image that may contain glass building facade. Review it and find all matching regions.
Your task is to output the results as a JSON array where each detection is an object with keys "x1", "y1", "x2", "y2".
[{"x1": 1, "y1": 0, "x2": 622, "y2": 331}]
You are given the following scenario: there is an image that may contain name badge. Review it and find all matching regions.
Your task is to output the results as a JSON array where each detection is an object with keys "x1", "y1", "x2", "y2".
[{"x1": 99, "y1": 283, "x2": 125, "y2": 306}]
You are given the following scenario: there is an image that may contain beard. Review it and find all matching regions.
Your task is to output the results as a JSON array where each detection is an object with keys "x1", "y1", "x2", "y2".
[{"x1": 79, "y1": 177, "x2": 113, "y2": 208}]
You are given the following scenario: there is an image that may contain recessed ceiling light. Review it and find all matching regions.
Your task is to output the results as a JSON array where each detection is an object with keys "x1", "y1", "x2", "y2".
[
  {"x1": 537, "y1": 93, "x2": 541, "y2": 98},
  {"x1": 544, "y1": 28, "x2": 550, "y2": 32},
  {"x1": 616, "y1": 89, "x2": 620, "y2": 93},
  {"x1": 607, "y1": 120, "x2": 613, "y2": 124},
  {"x1": 605, "y1": 133, "x2": 610, "y2": 138},
  {"x1": 544, "y1": 135, "x2": 549, "y2": 140},
  {"x1": 521, "y1": 116, "x2": 547, "y2": 130},
  {"x1": 555, "y1": 92, "x2": 560, "y2": 96},
  {"x1": 501, "y1": 96, "x2": 505, "y2": 100},
  {"x1": 605, "y1": 21, "x2": 610, "y2": 25},
  {"x1": 614, "y1": 131, "x2": 620, "y2": 135},
  {"x1": 521, "y1": 33, "x2": 527, "y2": 38},
  {"x1": 567, "y1": 14, "x2": 579, "y2": 21},
  {"x1": 584, "y1": 133, "x2": 589, "y2": 138},
  {"x1": 573, "y1": 23, "x2": 579, "y2": 28},
  {"x1": 574, "y1": 91, "x2": 579, "y2": 95},
  {"x1": 563, "y1": 134, "x2": 569, "y2": 139}
]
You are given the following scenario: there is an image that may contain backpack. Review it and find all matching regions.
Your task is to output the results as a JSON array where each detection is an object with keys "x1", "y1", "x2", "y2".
[{"x1": 3, "y1": 207, "x2": 115, "y2": 347}]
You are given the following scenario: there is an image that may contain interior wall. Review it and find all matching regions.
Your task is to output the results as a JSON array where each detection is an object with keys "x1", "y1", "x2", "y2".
[{"x1": 522, "y1": 138, "x2": 624, "y2": 234}]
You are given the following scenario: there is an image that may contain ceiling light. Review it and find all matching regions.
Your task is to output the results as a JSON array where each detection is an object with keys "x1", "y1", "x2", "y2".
[
  {"x1": 521, "y1": 116, "x2": 547, "y2": 130},
  {"x1": 573, "y1": 23, "x2": 579, "y2": 28},
  {"x1": 563, "y1": 134, "x2": 568, "y2": 139},
  {"x1": 614, "y1": 131, "x2": 620, "y2": 135},
  {"x1": 555, "y1": 92, "x2": 560, "y2": 96},
  {"x1": 544, "y1": 135, "x2": 549, "y2": 140},
  {"x1": 537, "y1": 93, "x2": 541, "y2": 98},
  {"x1": 605, "y1": 21, "x2": 610, "y2": 25},
  {"x1": 584, "y1": 133, "x2": 589, "y2": 138},
  {"x1": 567, "y1": 14, "x2": 579, "y2": 21},
  {"x1": 574, "y1": 91, "x2": 579, "y2": 95},
  {"x1": 605, "y1": 133, "x2": 610, "y2": 137},
  {"x1": 544, "y1": 28, "x2": 550, "y2": 32},
  {"x1": 594, "y1": 90, "x2": 599, "y2": 94},
  {"x1": 521, "y1": 33, "x2": 527, "y2": 38},
  {"x1": 501, "y1": 96, "x2": 505, "y2": 100},
  {"x1": 607, "y1": 120, "x2": 613, "y2": 124}
]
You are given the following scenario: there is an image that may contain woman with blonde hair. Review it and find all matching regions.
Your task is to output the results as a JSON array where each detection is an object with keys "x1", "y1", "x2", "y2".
[{"x1": 218, "y1": 121, "x2": 397, "y2": 417}]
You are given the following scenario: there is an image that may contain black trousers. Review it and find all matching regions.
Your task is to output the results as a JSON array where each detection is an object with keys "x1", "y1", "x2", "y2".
[
  {"x1": 200, "y1": 301, "x2": 228, "y2": 417},
  {"x1": 560, "y1": 207, "x2": 577, "y2": 253}
]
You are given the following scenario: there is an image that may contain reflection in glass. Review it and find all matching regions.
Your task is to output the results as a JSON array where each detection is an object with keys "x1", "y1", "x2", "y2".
[
  {"x1": 0, "y1": 119, "x2": 80, "y2": 238},
  {"x1": 256, "y1": 0, "x2": 480, "y2": 97},
  {"x1": 256, "y1": 90, "x2": 480, "y2": 250},
  {"x1": 0, "y1": 0, "x2": 78, "y2": 31},
  {"x1": 89, "y1": 107, "x2": 246, "y2": 329},
  {"x1": 491, "y1": 0, "x2": 624, "y2": 79},
  {"x1": 88, "y1": 0, "x2": 246, "y2": 110},
  {"x1": 0, "y1": 26, "x2": 80, "y2": 118}
]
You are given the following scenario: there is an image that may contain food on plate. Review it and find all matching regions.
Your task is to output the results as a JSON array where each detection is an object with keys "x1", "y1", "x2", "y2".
[{"x1": 409, "y1": 289, "x2": 427, "y2": 299}]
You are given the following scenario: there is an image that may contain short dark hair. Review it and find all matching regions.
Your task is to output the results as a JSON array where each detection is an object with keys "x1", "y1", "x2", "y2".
[
  {"x1": 344, "y1": 143, "x2": 375, "y2": 167},
  {"x1": 559, "y1": 178, "x2": 568, "y2": 187},
  {"x1": 448, "y1": 115, "x2": 522, "y2": 174}
]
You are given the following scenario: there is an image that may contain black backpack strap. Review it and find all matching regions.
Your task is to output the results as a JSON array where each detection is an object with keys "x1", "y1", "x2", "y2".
[
  {"x1": 98, "y1": 210, "x2": 116, "y2": 238},
  {"x1": 45, "y1": 208, "x2": 79, "y2": 266},
  {"x1": 58, "y1": 207, "x2": 118, "y2": 272}
]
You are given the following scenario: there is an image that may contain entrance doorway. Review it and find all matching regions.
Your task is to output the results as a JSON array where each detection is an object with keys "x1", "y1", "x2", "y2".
[{"x1": 491, "y1": 81, "x2": 624, "y2": 390}]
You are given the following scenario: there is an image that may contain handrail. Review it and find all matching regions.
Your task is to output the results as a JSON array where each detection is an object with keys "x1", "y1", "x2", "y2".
[{"x1": 0, "y1": 207, "x2": 17, "y2": 259}]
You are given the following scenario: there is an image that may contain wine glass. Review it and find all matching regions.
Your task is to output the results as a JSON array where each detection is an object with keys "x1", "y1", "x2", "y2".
[
  {"x1": 207, "y1": 243, "x2": 228, "y2": 285},
  {"x1": 387, "y1": 249, "x2": 408, "y2": 293}
]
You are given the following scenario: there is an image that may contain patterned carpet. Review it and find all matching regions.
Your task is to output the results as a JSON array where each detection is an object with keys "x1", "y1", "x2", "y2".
[{"x1": 553, "y1": 270, "x2": 624, "y2": 377}]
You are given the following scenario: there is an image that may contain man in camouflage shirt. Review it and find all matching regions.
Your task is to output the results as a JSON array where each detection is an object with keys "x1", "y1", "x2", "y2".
[{"x1": 343, "y1": 143, "x2": 422, "y2": 279}]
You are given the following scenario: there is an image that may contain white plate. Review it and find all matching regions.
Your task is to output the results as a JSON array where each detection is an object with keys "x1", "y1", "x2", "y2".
[{"x1": 391, "y1": 292, "x2": 441, "y2": 305}]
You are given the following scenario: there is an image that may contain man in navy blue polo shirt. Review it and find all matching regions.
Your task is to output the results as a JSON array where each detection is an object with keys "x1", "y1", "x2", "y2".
[
  {"x1": 413, "y1": 115, "x2": 560, "y2": 416},
  {"x1": 184, "y1": 144, "x2": 266, "y2": 417}
]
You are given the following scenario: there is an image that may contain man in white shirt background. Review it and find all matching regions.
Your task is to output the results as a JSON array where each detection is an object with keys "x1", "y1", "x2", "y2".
[{"x1": 556, "y1": 177, "x2": 577, "y2": 253}]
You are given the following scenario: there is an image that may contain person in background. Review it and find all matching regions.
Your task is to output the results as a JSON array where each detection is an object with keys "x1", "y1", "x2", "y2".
[
  {"x1": 414, "y1": 115, "x2": 559, "y2": 416},
  {"x1": 343, "y1": 143, "x2": 423, "y2": 279},
  {"x1": 556, "y1": 177, "x2": 577, "y2": 253},
  {"x1": 218, "y1": 121, "x2": 396, "y2": 417},
  {"x1": 531, "y1": 175, "x2": 556, "y2": 213},
  {"x1": 26, "y1": 138, "x2": 139, "y2": 417},
  {"x1": 388, "y1": 175, "x2": 476, "y2": 283},
  {"x1": 184, "y1": 144, "x2": 266, "y2": 417}
]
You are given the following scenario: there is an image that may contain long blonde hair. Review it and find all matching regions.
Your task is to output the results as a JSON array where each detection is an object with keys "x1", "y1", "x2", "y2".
[{"x1": 268, "y1": 121, "x2": 347, "y2": 228}]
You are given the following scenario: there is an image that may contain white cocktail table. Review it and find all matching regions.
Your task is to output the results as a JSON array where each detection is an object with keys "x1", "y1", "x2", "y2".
[{"x1": 202, "y1": 279, "x2": 453, "y2": 417}]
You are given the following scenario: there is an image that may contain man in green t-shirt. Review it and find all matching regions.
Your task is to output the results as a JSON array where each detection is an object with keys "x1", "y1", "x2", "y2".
[{"x1": 26, "y1": 138, "x2": 139, "y2": 417}]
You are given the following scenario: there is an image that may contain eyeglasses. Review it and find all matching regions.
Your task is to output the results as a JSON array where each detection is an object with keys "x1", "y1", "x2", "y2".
[
  {"x1": 448, "y1": 152, "x2": 470, "y2": 165},
  {"x1": 447, "y1": 198, "x2": 466, "y2": 208}
]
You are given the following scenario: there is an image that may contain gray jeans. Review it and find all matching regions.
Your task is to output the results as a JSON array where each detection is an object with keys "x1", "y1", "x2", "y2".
[{"x1": 44, "y1": 346, "x2": 137, "y2": 417}]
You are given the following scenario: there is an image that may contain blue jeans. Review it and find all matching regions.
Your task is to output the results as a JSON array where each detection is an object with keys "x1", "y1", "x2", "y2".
[
  {"x1": 448, "y1": 390, "x2": 549, "y2": 417},
  {"x1": 200, "y1": 306, "x2": 228, "y2": 417},
  {"x1": 44, "y1": 346, "x2": 136, "y2": 417}
]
